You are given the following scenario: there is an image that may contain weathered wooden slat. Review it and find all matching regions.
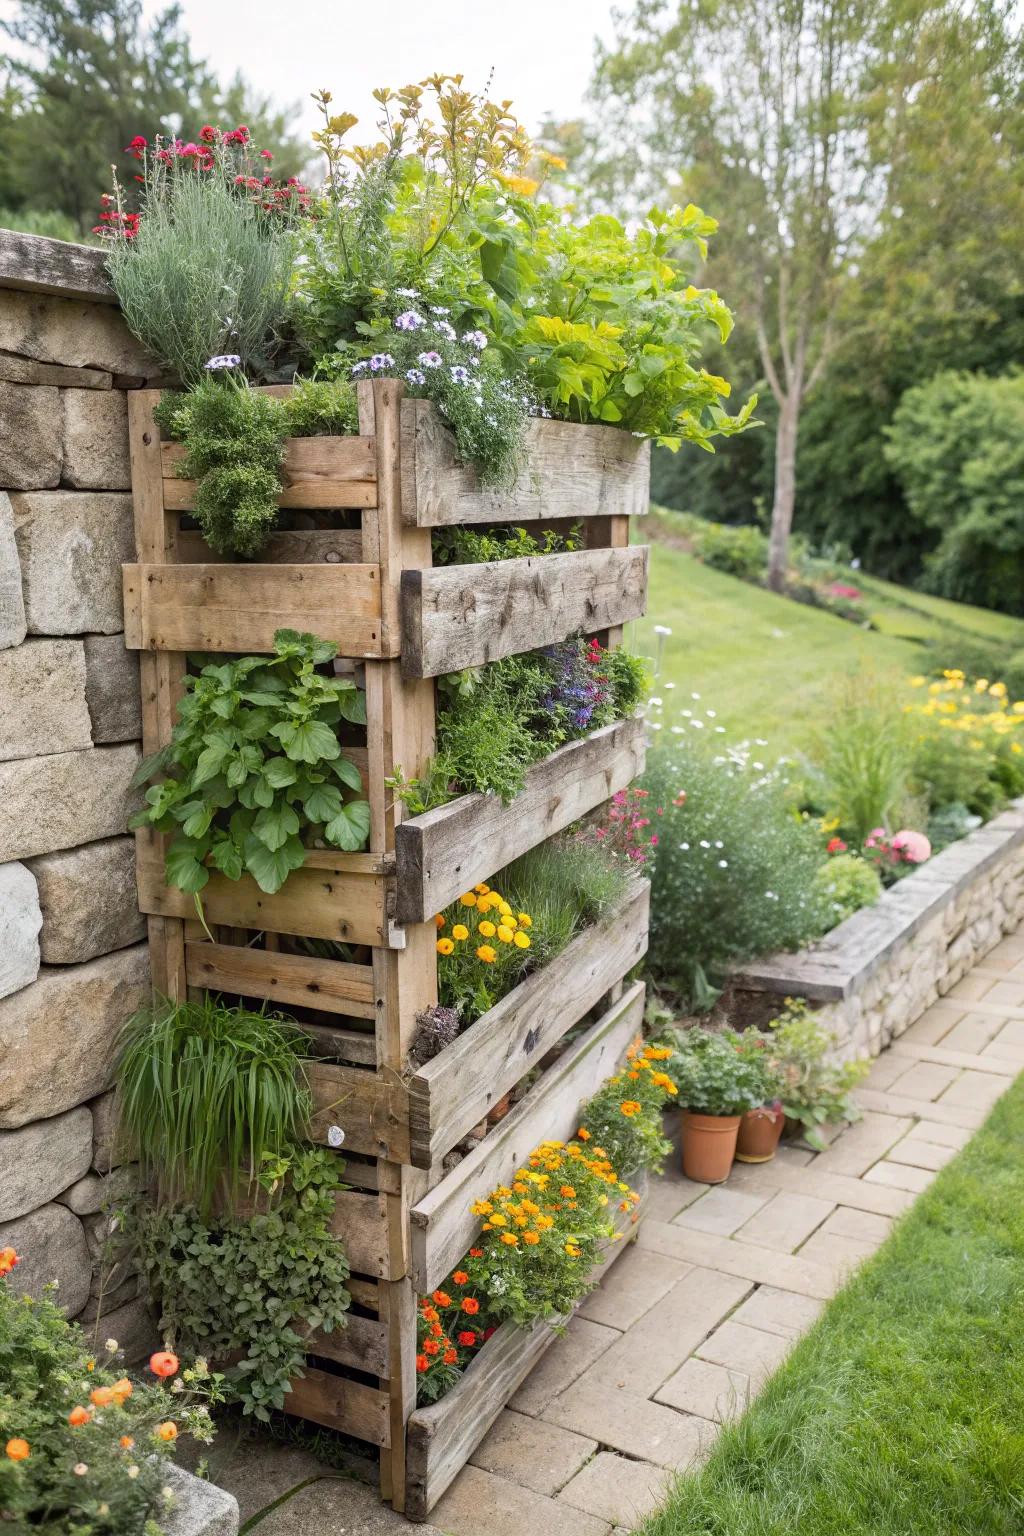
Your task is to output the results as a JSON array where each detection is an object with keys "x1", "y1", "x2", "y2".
[
  {"x1": 408, "y1": 881, "x2": 650, "y2": 1166},
  {"x1": 307, "y1": 1061, "x2": 411, "y2": 1163},
  {"x1": 400, "y1": 399, "x2": 651, "y2": 527},
  {"x1": 408, "y1": 981, "x2": 645, "y2": 1293},
  {"x1": 300, "y1": 1020, "x2": 378, "y2": 1065},
  {"x1": 185, "y1": 940, "x2": 376, "y2": 1018},
  {"x1": 306, "y1": 1311, "x2": 389, "y2": 1377},
  {"x1": 122, "y1": 561, "x2": 388, "y2": 657},
  {"x1": 404, "y1": 1179, "x2": 646, "y2": 1519},
  {"x1": 175, "y1": 527, "x2": 365, "y2": 565},
  {"x1": 135, "y1": 831, "x2": 389, "y2": 947},
  {"x1": 163, "y1": 435, "x2": 378, "y2": 511},
  {"x1": 283, "y1": 1367, "x2": 390, "y2": 1446},
  {"x1": 394, "y1": 717, "x2": 646, "y2": 923},
  {"x1": 0, "y1": 228, "x2": 116, "y2": 302},
  {"x1": 400, "y1": 545, "x2": 648, "y2": 678},
  {"x1": 330, "y1": 1189, "x2": 394, "y2": 1279}
]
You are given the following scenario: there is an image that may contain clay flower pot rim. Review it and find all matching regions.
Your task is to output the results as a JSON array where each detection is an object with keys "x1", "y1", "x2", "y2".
[{"x1": 681, "y1": 1110, "x2": 743, "y2": 1127}]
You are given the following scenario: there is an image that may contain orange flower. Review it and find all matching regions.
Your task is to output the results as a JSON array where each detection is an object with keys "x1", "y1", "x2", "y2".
[
  {"x1": 461, "y1": 1297, "x2": 480, "y2": 1315},
  {"x1": 421, "y1": 1304, "x2": 439, "y2": 1324},
  {"x1": 500, "y1": 1232, "x2": 518, "y2": 1245},
  {"x1": 68, "y1": 1407, "x2": 91, "y2": 1426},
  {"x1": 90, "y1": 1387, "x2": 115, "y2": 1408},
  {"x1": 5, "y1": 1438, "x2": 29, "y2": 1461},
  {"x1": 469, "y1": 1248, "x2": 484, "y2": 1258},
  {"x1": 523, "y1": 1231, "x2": 540, "y2": 1246},
  {"x1": 423, "y1": 1338, "x2": 440, "y2": 1356},
  {"x1": 576, "y1": 1127, "x2": 591, "y2": 1140},
  {"x1": 457, "y1": 1330, "x2": 477, "y2": 1346},
  {"x1": 435, "y1": 913, "x2": 446, "y2": 929},
  {"x1": 119, "y1": 1435, "x2": 135, "y2": 1450},
  {"x1": 619, "y1": 1101, "x2": 642, "y2": 1117},
  {"x1": 432, "y1": 1290, "x2": 451, "y2": 1308},
  {"x1": 476, "y1": 944, "x2": 497, "y2": 964},
  {"x1": 111, "y1": 1378, "x2": 133, "y2": 1404},
  {"x1": 0, "y1": 1247, "x2": 19, "y2": 1276},
  {"x1": 443, "y1": 1348, "x2": 458, "y2": 1365},
  {"x1": 149, "y1": 1350, "x2": 179, "y2": 1379},
  {"x1": 416, "y1": 1354, "x2": 429, "y2": 1372},
  {"x1": 559, "y1": 1186, "x2": 576, "y2": 1198},
  {"x1": 430, "y1": 1321, "x2": 442, "y2": 1338},
  {"x1": 452, "y1": 1270, "x2": 469, "y2": 1285},
  {"x1": 155, "y1": 1422, "x2": 178, "y2": 1442}
]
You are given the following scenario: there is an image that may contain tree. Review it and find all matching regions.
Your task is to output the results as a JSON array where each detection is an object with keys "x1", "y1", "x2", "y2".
[{"x1": 0, "y1": 1, "x2": 309, "y2": 235}]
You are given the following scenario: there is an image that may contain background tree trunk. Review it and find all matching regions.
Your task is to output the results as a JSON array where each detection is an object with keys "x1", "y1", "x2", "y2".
[{"x1": 767, "y1": 394, "x2": 800, "y2": 591}]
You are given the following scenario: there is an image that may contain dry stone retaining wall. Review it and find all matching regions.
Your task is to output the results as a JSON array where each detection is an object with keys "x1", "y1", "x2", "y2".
[
  {"x1": 0, "y1": 231, "x2": 159, "y2": 1348},
  {"x1": 733, "y1": 801, "x2": 1024, "y2": 1058}
]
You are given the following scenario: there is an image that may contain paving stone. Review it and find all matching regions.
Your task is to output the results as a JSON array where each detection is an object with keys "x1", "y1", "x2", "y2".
[
  {"x1": 510, "y1": 1317, "x2": 619, "y2": 1417},
  {"x1": 638, "y1": 1221, "x2": 841, "y2": 1302},
  {"x1": 654, "y1": 1355, "x2": 751, "y2": 1423},
  {"x1": 939, "y1": 1011, "x2": 1007, "y2": 1054},
  {"x1": 545, "y1": 1379, "x2": 717, "y2": 1470},
  {"x1": 862, "y1": 1160, "x2": 936, "y2": 1194},
  {"x1": 899, "y1": 1004, "x2": 960, "y2": 1046},
  {"x1": 0, "y1": 492, "x2": 26, "y2": 650},
  {"x1": 696, "y1": 1321, "x2": 791, "y2": 1386},
  {"x1": 722, "y1": 1157, "x2": 914, "y2": 1217},
  {"x1": 558, "y1": 1453, "x2": 673, "y2": 1526},
  {"x1": 673, "y1": 1186, "x2": 771, "y2": 1237},
  {"x1": 864, "y1": 1054, "x2": 910, "y2": 1091},
  {"x1": 814, "y1": 1206, "x2": 893, "y2": 1245},
  {"x1": 797, "y1": 1231, "x2": 879, "y2": 1272},
  {"x1": 945, "y1": 973, "x2": 997, "y2": 1003},
  {"x1": 937, "y1": 1069, "x2": 1007, "y2": 1112},
  {"x1": 903, "y1": 1119, "x2": 971, "y2": 1150},
  {"x1": 978, "y1": 979, "x2": 1024, "y2": 1009},
  {"x1": 730, "y1": 1285, "x2": 824, "y2": 1340},
  {"x1": 470, "y1": 1409, "x2": 596, "y2": 1497},
  {"x1": 0, "y1": 860, "x2": 41, "y2": 1000},
  {"x1": 813, "y1": 1111, "x2": 913, "y2": 1178},
  {"x1": 855, "y1": 1087, "x2": 984, "y2": 1131},
  {"x1": 578, "y1": 1243, "x2": 691, "y2": 1330},
  {"x1": 888, "y1": 1060, "x2": 961, "y2": 1102},
  {"x1": 573, "y1": 1265, "x2": 753, "y2": 1397},
  {"x1": 774, "y1": 1145, "x2": 814, "y2": 1168},
  {"x1": 885, "y1": 1137, "x2": 956, "y2": 1172},
  {"x1": 431, "y1": 1464, "x2": 611, "y2": 1536},
  {"x1": 643, "y1": 1174, "x2": 709, "y2": 1224},
  {"x1": 0, "y1": 638, "x2": 92, "y2": 762},
  {"x1": 982, "y1": 1036, "x2": 1024, "y2": 1066},
  {"x1": 735, "y1": 1191, "x2": 835, "y2": 1254}
]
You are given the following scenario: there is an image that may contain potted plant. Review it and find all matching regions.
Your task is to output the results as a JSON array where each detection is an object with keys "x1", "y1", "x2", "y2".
[
  {"x1": 666, "y1": 1028, "x2": 772, "y2": 1183},
  {"x1": 763, "y1": 1000, "x2": 871, "y2": 1150},
  {"x1": 733, "y1": 1030, "x2": 785, "y2": 1163}
]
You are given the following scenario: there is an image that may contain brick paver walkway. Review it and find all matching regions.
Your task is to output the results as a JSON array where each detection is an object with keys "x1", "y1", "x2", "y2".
[{"x1": 208, "y1": 931, "x2": 1024, "y2": 1535}]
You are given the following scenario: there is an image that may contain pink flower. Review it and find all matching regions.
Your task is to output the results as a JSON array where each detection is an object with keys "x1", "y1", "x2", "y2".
[
  {"x1": 650, "y1": 834, "x2": 659, "y2": 846},
  {"x1": 892, "y1": 830, "x2": 931, "y2": 864}
]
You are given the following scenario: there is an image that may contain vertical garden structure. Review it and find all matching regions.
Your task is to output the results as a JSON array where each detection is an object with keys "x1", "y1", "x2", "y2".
[{"x1": 123, "y1": 377, "x2": 651, "y2": 1518}]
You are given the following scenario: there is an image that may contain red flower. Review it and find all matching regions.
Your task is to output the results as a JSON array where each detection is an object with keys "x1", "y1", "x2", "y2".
[
  {"x1": 457, "y1": 1331, "x2": 477, "y2": 1347},
  {"x1": 415, "y1": 1354, "x2": 429, "y2": 1372},
  {"x1": 469, "y1": 1248, "x2": 483, "y2": 1258},
  {"x1": 423, "y1": 1338, "x2": 440, "y2": 1356},
  {"x1": 260, "y1": 149, "x2": 273, "y2": 160},
  {"x1": 443, "y1": 1348, "x2": 458, "y2": 1365},
  {"x1": 461, "y1": 1297, "x2": 480, "y2": 1315},
  {"x1": 199, "y1": 125, "x2": 217, "y2": 143},
  {"x1": 827, "y1": 837, "x2": 847, "y2": 854}
]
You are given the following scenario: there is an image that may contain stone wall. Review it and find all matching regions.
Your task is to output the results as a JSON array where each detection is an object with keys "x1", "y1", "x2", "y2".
[
  {"x1": 732, "y1": 801, "x2": 1024, "y2": 1059},
  {"x1": 0, "y1": 231, "x2": 159, "y2": 1350}
]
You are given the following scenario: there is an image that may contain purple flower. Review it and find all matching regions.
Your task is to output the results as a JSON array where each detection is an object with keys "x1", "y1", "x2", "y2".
[
  {"x1": 450, "y1": 365, "x2": 470, "y2": 385},
  {"x1": 433, "y1": 320, "x2": 457, "y2": 341},
  {"x1": 406, "y1": 367, "x2": 426, "y2": 386},
  {"x1": 369, "y1": 353, "x2": 395, "y2": 371},
  {"x1": 429, "y1": 305, "x2": 450, "y2": 316},
  {"x1": 205, "y1": 354, "x2": 241, "y2": 370},
  {"x1": 462, "y1": 329, "x2": 488, "y2": 350},
  {"x1": 395, "y1": 309, "x2": 425, "y2": 331},
  {"x1": 418, "y1": 351, "x2": 443, "y2": 368},
  {"x1": 350, "y1": 360, "x2": 368, "y2": 374}
]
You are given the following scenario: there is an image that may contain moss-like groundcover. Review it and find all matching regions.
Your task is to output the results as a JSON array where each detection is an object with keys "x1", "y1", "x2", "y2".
[{"x1": 639, "y1": 1075, "x2": 1024, "y2": 1536}]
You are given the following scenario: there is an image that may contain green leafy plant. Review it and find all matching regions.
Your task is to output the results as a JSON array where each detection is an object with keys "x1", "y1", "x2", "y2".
[
  {"x1": 761, "y1": 1000, "x2": 870, "y2": 1149},
  {"x1": 811, "y1": 670, "x2": 915, "y2": 844},
  {"x1": 132, "y1": 629, "x2": 369, "y2": 896},
  {"x1": 578, "y1": 1041, "x2": 677, "y2": 1175},
  {"x1": 154, "y1": 376, "x2": 358, "y2": 558},
  {"x1": 665, "y1": 1027, "x2": 772, "y2": 1115},
  {"x1": 121, "y1": 1149, "x2": 351, "y2": 1422},
  {"x1": 432, "y1": 522, "x2": 582, "y2": 566},
  {"x1": 0, "y1": 1266, "x2": 220, "y2": 1535},
  {"x1": 115, "y1": 995, "x2": 312, "y2": 1219},
  {"x1": 813, "y1": 852, "x2": 883, "y2": 926}
]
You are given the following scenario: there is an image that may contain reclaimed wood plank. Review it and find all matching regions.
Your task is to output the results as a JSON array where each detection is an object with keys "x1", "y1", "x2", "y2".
[
  {"x1": 306, "y1": 1061, "x2": 411, "y2": 1163},
  {"x1": 283, "y1": 1367, "x2": 390, "y2": 1446},
  {"x1": 122, "y1": 561, "x2": 388, "y2": 657},
  {"x1": 162, "y1": 434, "x2": 378, "y2": 510},
  {"x1": 300, "y1": 1020, "x2": 378, "y2": 1066},
  {"x1": 176, "y1": 527, "x2": 364, "y2": 565},
  {"x1": 306, "y1": 1312, "x2": 389, "y2": 1378},
  {"x1": 400, "y1": 399, "x2": 651, "y2": 527},
  {"x1": 330, "y1": 1189, "x2": 394, "y2": 1278},
  {"x1": 408, "y1": 981, "x2": 645, "y2": 1292},
  {"x1": 0, "y1": 229, "x2": 115, "y2": 301},
  {"x1": 394, "y1": 716, "x2": 646, "y2": 923},
  {"x1": 408, "y1": 880, "x2": 650, "y2": 1166},
  {"x1": 400, "y1": 544, "x2": 648, "y2": 678},
  {"x1": 184, "y1": 940, "x2": 376, "y2": 1018}
]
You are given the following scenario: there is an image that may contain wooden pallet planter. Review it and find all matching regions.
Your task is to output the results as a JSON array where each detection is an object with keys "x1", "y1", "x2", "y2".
[{"x1": 125, "y1": 378, "x2": 651, "y2": 1516}]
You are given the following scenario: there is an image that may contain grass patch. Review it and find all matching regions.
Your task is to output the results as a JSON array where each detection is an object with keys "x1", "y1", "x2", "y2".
[{"x1": 639, "y1": 1075, "x2": 1024, "y2": 1536}]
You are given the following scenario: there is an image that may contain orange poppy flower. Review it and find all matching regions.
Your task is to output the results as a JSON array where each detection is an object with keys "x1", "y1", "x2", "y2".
[
  {"x1": 68, "y1": 1406, "x2": 91, "y2": 1427},
  {"x1": 155, "y1": 1422, "x2": 178, "y2": 1442},
  {"x1": 149, "y1": 1351, "x2": 179, "y2": 1379},
  {"x1": 5, "y1": 1439, "x2": 29, "y2": 1461}
]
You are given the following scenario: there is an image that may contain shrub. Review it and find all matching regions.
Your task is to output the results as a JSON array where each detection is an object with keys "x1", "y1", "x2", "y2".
[
  {"x1": 642, "y1": 738, "x2": 826, "y2": 1003},
  {"x1": 758, "y1": 1000, "x2": 869, "y2": 1149},
  {"x1": 905, "y1": 670, "x2": 1024, "y2": 818},
  {"x1": 691, "y1": 518, "x2": 768, "y2": 581},
  {"x1": 665, "y1": 1027, "x2": 773, "y2": 1115},
  {"x1": 927, "y1": 801, "x2": 982, "y2": 852},
  {"x1": 813, "y1": 853, "x2": 883, "y2": 926}
]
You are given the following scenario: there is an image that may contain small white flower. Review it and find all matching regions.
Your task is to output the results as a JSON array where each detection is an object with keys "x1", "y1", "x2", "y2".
[
  {"x1": 654, "y1": 624, "x2": 672, "y2": 636},
  {"x1": 73, "y1": 1463, "x2": 88, "y2": 1477},
  {"x1": 162, "y1": 1485, "x2": 175, "y2": 1502},
  {"x1": 429, "y1": 305, "x2": 450, "y2": 315},
  {"x1": 664, "y1": 681, "x2": 676, "y2": 690},
  {"x1": 104, "y1": 1338, "x2": 119, "y2": 1353},
  {"x1": 127, "y1": 1465, "x2": 140, "y2": 1479},
  {"x1": 719, "y1": 859, "x2": 728, "y2": 868},
  {"x1": 649, "y1": 696, "x2": 663, "y2": 707},
  {"x1": 706, "y1": 709, "x2": 717, "y2": 718},
  {"x1": 700, "y1": 840, "x2": 711, "y2": 848},
  {"x1": 691, "y1": 691, "x2": 701, "y2": 700},
  {"x1": 691, "y1": 719, "x2": 705, "y2": 729},
  {"x1": 714, "y1": 840, "x2": 723, "y2": 848},
  {"x1": 679, "y1": 842, "x2": 690, "y2": 851}
]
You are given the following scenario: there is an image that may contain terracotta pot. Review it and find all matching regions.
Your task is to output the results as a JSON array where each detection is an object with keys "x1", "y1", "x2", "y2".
[
  {"x1": 681, "y1": 1111, "x2": 741, "y2": 1183},
  {"x1": 735, "y1": 1105, "x2": 784, "y2": 1164}
]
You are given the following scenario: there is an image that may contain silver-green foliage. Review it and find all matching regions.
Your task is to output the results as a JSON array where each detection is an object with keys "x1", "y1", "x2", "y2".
[{"x1": 813, "y1": 852, "x2": 883, "y2": 926}]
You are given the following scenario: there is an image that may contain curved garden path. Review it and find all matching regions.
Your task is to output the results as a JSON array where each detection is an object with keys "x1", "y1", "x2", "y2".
[{"x1": 206, "y1": 931, "x2": 1024, "y2": 1535}]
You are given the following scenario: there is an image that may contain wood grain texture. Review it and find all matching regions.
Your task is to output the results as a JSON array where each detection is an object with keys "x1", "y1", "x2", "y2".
[
  {"x1": 400, "y1": 399, "x2": 651, "y2": 527},
  {"x1": 184, "y1": 940, "x2": 376, "y2": 1018},
  {"x1": 400, "y1": 544, "x2": 648, "y2": 678},
  {"x1": 329, "y1": 1189, "x2": 394, "y2": 1279},
  {"x1": 306, "y1": 1312, "x2": 389, "y2": 1378},
  {"x1": 307, "y1": 1061, "x2": 410, "y2": 1162},
  {"x1": 175, "y1": 527, "x2": 365, "y2": 565},
  {"x1": 0, "y1": 228, "x2": 115, "y2": 301},
  {"x1": 122, "y1": 561, "x2": 388, "y2": 657},
  {"x1": 283, "y1": 1368, "x2": 390, "y2": 1446},
  {"x1": 394, "y1": 716, "x2": 647, "y2": 923},
  {"x1": 135, "y1": 830, "x2": 389, "y2": 947},
  {"x1": 407, "y1": 881, "x2": 650, "y2": 1166},
  {"x1": 163, "y1": 434, "x2": 377, "y2": 510},
  {"x1": 404, "y1": 1184, "x2": 646, "y2": 1519},
  {"x1": 408, "y1": 981, "x2": 645, "y2": 1292}
]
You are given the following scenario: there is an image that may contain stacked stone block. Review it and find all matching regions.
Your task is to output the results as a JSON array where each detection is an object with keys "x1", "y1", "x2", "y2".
[{"x1": 0, "y1": 237, "x2": 157, "y2": 1348}]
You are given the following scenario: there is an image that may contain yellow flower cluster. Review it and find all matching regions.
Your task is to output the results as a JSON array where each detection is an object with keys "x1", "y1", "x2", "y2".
[
  {"x1": 436, "y1": 883, "x2": 532, "y2": 961},
  {"x1": 469, "y1": 1137, "x2": 640, "y2": 1258},
  {"x1": 906, "y1": 671, "x2": 1024, "y2": 754}
]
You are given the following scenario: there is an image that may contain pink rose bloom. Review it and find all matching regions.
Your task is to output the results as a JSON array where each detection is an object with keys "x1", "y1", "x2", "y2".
[{"x1": 892, "y1": 829, "x2": 931, "y2": 864}]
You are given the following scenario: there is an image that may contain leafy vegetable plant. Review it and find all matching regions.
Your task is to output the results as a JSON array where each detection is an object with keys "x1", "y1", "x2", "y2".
[{"x1": 133, "y1": 629, "x2": 369, "y2": 895}]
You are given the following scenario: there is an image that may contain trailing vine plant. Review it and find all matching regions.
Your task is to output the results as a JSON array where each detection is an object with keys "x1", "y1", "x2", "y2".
[{"x1": 132, "y1": 628, "x2": 369, "y2": 895}]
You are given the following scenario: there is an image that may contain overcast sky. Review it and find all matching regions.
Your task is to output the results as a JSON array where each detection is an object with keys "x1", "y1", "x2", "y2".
[{"x1": 138, "y1": 0, "x2": 621, "y2": 146}]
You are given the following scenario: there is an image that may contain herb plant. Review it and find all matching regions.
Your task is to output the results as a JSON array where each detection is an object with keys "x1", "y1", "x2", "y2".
[
  {"x1": 115, "y1": 995, "x2": 313, "y2": 1219},
  {"x1": 432, "y1": 522, "x2": 582, "y2": 566},
  {"x1": 666, "y1": 1027, "x2": 772, "y2": 1116},
  {"x1": 132, "y1": 629, "x2": 369, "y2": 896},
  {"x1": 122, "y1": 1149, "x2": 351, "y2": 1422},
  {"x1": 757, "y1": 1001, "x2": 870, "y2": 1149}
]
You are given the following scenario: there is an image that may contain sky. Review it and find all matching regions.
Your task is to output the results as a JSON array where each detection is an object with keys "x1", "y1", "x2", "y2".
[{"x1": 138, "y1": 0, "x2": 621, "y2": 147}]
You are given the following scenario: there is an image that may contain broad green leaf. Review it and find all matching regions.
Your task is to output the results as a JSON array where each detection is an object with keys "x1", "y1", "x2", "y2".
[
  {"x1": 165, "y1": 838, "x2": 209, "y2": 893},
  {"x1": 324, "y1": 799, "x2": 371, "y2": 851},
  {"x1": 193, "y1": 740, "x2": 231, "y2": 786},
  {"x1": 329, "y1": 756, "x2": 363, "y2": 791},
  {"x1": 243, "y1": 832, "x2": 306, "y2": 894},
  {"x1": 253, "y1": 802, "x2": 301, "y2": 852},
  {"x1": 208, "y1": 836, "x2": 243, "y2": 881},
  {"x1": 263, "y1": 756, "x2": 298, "y2": 789},
  {"x1": 271, "y1": 718, "x2": 341, "y2": 764},
  {"x1": 302, "y1": 782, "x2": 344, "y2": 823}
]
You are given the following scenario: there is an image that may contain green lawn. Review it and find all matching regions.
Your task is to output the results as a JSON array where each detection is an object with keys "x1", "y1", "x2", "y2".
[
  {"x1": 630, "y1": 528, "x2": 1024, "y2": 756},
  {"x1": 638, "y1": 1076, "x2": 1024, "y2": 1536}
]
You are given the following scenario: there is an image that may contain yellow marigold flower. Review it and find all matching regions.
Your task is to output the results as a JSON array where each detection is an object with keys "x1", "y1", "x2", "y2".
[
  {"x1": 617, "y1": 1181, "x2": 630, "y2": 1192},
  {"x1": 512, "y1": 1181, "x2": 528, "y2": 1194},
  {"x1": 517, "y1": 913, "x2": 532, "y2": 927},
  {"x1": 436, "y1": 937, "x2": 454, "y2": 955},
  {"x1": 908, "y1": 675, "x2": 926, "y2": 687},
  {"x1": 477, "y1": 944, "x2": 497, "y2": 964},
  {"x1": 490, "y1": 1212, "x2": 507, "y2": 1226},
  {"x1": 459, "y1": 892, "x2": 478, "y2": 908},
  {"x1": 497, "y1": 900, "x2": 512, "y2": 916},
  {"x1": 504, "y1": 914, "x2": 518, "y2": 928},
  {"x1": 471, "y1": 1200, "x2": 493, "y2": 1216},
  {"x1": 497, "y1": 925, "x2": 514, "y2": 943},
  {"x1": 475, "y1": 883, "x2": 490, "y2": 894},
  {"x1": 513, "y1": 931, "x2": 531, "y2": 949},
  {"x1": 537, "y1": 1214, "x2": 555, "y2": 1229},
  {"x1": 435, "y1": 914, "x2": 446, "y2": 929},
  {"x1": 500, "y1": 1232, "x2": 519, "y2": 1246},
  {"x1": 620, "y1": 1100, "x2": 642, "y2": 1117},
  {"x1": 564, "y1": 1243, "x2": 580, "y2": 1257},
  {"x1": 523, "y1": 1230, "x2": 541, "y2": 1245},
  {"x1": 451, "y1": 924, "x2": 469, "y2": 941},
  {"x1": 478, "y1": 920, "x2": 497, "y2": 938}
]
